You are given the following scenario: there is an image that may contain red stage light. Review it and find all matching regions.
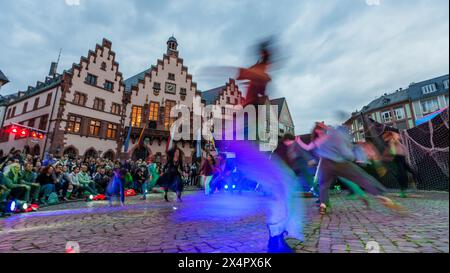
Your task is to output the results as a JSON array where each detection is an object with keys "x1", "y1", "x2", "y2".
[
  {"x1": 20, "y1": 129, "x2": 28, "y2": 137},
  {"x1": 31, "y1": 132, "x2": 38, "y2": 138},
  {"x1": 38, "y1": 134, "x2": 44, "y2": 139},
  {"x1": 11, "y1": 128, "x2": 18, "y2": 134}
]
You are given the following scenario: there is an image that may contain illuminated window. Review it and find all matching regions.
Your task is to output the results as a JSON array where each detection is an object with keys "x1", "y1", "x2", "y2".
[
  {"x1": 164, "y1": 100, "x2": 176, "y2": 130},
  {"x1": 67, "y1": 115, "x2": 82, "y2": 133},
  {"x1": 131, "y1": 106, "x2": 143, "y2": 127},
  {"x1": 89, "y1": 120, "x2": 101, "y2": 136},
  {"x1": 149, "y1": 102, "x2": 159, "y2": 122},
  {"x1": 107, "y1": 123, "x2": 118, "y2": 139}
]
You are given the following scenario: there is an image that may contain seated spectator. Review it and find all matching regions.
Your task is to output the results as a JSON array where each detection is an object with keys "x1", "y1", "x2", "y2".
[
  {"x1": 36, "y1": 166, "x2": 57, "y2": 204},
  {"x1": 1, "y1": 163, "x2": 31, "y2": 203},
  {"x1": 69, "y1": 166, "x2": 81, "y2": 199},
  {"x1": 77, "y1": 165, "x2": 97, "y2": 195},
  {"x1": 53, "y1": 164, "x2": 71, "y2": 201},
  {"x1": 19, "y1": 162, "x2": 40, "y2": 204},
  {"x1": 93, "y1": 167, "x2": 111, "y2": 194}
]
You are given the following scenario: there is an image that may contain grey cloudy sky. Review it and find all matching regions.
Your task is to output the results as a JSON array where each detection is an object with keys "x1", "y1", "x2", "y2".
[{"x1": 0, "y1": 0, "x2": 448, "y2": 134}]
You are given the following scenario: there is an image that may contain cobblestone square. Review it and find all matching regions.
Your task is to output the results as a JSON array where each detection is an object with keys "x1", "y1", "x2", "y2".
[{"x1": 0, "y1": 191, "x2": 448, "y2": 253}]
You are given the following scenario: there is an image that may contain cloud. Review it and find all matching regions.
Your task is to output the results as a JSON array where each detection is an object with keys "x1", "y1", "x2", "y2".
[
  {"x1": 0, "y1": 0, "x2": 448, "y2": 135},
  {"x1": 366, "y1": 0, "x2": 381, "y2": 6},
  {"x1": 65, "y1": 0, "x2": 80, "y2": 6}
]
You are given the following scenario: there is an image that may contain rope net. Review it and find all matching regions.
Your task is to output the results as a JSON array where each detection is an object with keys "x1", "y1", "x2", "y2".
[{"x1": 363, "y1": 108, "x2": 449, "y2": 191}]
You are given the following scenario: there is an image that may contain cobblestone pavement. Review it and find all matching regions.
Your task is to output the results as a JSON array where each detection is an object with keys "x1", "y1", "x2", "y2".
[{"x1": 0, "y1": 190, "x2": 448, "y2": 253}]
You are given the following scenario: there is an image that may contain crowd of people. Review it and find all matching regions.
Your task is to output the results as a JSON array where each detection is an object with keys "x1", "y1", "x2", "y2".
[{"x1": 0, "y1": 147, "x2": 232, "y2": 207}]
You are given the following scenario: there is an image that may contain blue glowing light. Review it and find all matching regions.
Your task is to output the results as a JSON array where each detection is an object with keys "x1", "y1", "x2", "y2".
[
  {"x1": 9, "y1": 201, "x2": 16, "y2": 212},
  {"x1": 224, "y1": 185, "x2": 229, "y2": 190},
  {"x1": 232, "y1": 185, "x2": 236, "y2": 189}
]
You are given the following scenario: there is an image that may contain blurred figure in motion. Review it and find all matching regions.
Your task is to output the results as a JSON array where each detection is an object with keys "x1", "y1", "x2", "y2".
[
  {"x1": 295, "y1": 122, "x2": 406, "y2": 215},
  {"x1": 274, "y1": 133, "x2": 317, "y2": 195},
  {"x1": 157, "y1": 148, "x2": 184, "y2": 202},
  {"x1": 382, "y1": 131, "x2": 416, "y2": 198},
  {"x1": 199, "y1": 154, "x2": 216, "y2": 196},
  {"x1": 237, "y1": 39, "x2": 273, "y2": 107},
  {"x1": 106, "y1": 168, "x2": 126, "y2": 207}
]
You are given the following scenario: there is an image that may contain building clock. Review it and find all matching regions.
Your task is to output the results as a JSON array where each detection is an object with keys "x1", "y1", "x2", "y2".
[{"x1": 165, "y1": 82, "x2": 176, "y2": 94}]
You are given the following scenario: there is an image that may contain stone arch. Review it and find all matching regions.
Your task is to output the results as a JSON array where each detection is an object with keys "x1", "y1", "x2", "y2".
[
  {"x1": 32, "y1": 144, "x2": 41, "y2": 157},
  {"x1": 64, "y1": 146, "x2": 79, "y2": 159},
  {"x1": 84, "y1": 148, "x2": 98, "y2": 159},
  {"x1": 131, "y1": 145, "x2": 152, "y2": 161},
  {"x1": 24, "y1": 145, "x2": 31, "y2": 155},
  {"x1": 103, "y1": 150, "x2": 115, "y2": 161}
]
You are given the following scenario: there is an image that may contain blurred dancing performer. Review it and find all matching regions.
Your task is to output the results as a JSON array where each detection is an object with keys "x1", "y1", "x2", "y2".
[
  {"x1": 274, "y1": 133, "x2": 317, "y2": 195},
  {"x1": 147, "y1": 155, "x2": 162, "y2": 193},
  {"x1": 237, "y1": 39, "x2": 273, "y2": 107},
  {"x1": 382, "y1": 131, "x2": 415, "y2": 198},
  {"x1": 223, "y1": 39, "x2": 304, "y2": 253},
  {"x1": 106, "y1": 168, "x2": 126, "y2": 207},
  {"x1": 199, "y1": 154, "x2": 216, "y2": 195},
  {"x1": 158, "y1": 148, "x2": 184, "y2": 202},
  {"x1": 295, "y1": 122, "x2": 405, "y2": 215}
]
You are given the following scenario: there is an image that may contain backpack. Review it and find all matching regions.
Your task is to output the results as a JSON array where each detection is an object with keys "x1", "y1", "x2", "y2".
[{"x1": 47, "y1": 192, "x2": 59, "y2": 205}]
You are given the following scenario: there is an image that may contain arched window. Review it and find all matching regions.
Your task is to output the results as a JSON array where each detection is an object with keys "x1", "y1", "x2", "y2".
[
  {"x1": 24, "y1": 145, "x2": 31, "y2": 155},
  {"x1": 64, "y1": 147, "x2": 78, "y2": 159},
  {"x1": 32, "y1": 145, "x2": 41, "y2": 157},
  {"x1": 103, "y1": 150, "x2": 115, "y2": 161},
  {"x1": 132, "y1": 147, "x2": 149, "y2": 161},
  {"x1": 84, "y1": 148, "x2": 98, "y2": 159}
]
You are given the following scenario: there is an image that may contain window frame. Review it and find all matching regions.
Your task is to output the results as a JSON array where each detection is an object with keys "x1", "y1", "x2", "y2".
[
  {"x1": 22, "y1": 102, "x2": 28, "y2": 114},
  {"x1": 131, "y1": 105, "x2": 143, "y2": 127},
  {"x1": 381, "y1": 110, "x2": 392, "y2": 123},
  {"x1": 33, "y1": 97, "x2": 40, "y2": 110},
  {"x1": 168, "y1": 73, "x2": 175, "y2": 81},
  {"x1": 421, "y1": 98, "x2": 439, "y2": 114},
  {"x1": 85, "y1": 73, "x2": 98, "y2": 86},
  {"x1": 422, "y1": 83, "x2": 437, "y2": 94},
  {"x1": 106, "y1": 123, "x2": 118, "y2": 139},
  {"x1": 104, "y1": 80, "x2": 114, "y2": 91},
  {"x1": 73, "y1": 92, "x2": 87, "y2": 106},
  {"x1": 93, "y1": 98, "x2": 105, "y2": 111},
  {"x1": 111, "y1": 103, "x2": 121, "y2": 115},
  {"x1": 46, "y1": 93, "x2": 53, "y2": 106},
  {"x1": 148, "y1": 101, "x2": 160, "y2": 122},
  {"x1": 39, "y1": 114, "x2": 49, "y2": 131},
  {"x1": 67, "y1": 115, "x2": 82, "y2": 134},
  {"x1": 164, "y1": 100, "x2": 176, "y2": 130},
  {"x1": 88, "y1": 119, "x2": 102, "y2": 137},
  {"x1": 393, "y1": 107, "x2": 405, "y2": 121}
]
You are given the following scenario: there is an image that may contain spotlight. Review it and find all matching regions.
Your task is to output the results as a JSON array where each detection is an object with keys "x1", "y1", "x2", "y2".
[
  {"x1": 1, "y1": 200, "x2": 16, "y2": 216},
  {"x1": 232, "y1": 185, "x2": 236, "y2": 189},
  {"x1": 9, "y1": 201, "x2": 16, "y2": 212},
  {"x1": 85, "y1": 195, "x2": 94, "y2": 202},
  {"x1": 224, "y1": 185, "x2": 229, "y2": 190},
  {"x1": 22, "y1": 203, "x2": 28, "y2": 210}
]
